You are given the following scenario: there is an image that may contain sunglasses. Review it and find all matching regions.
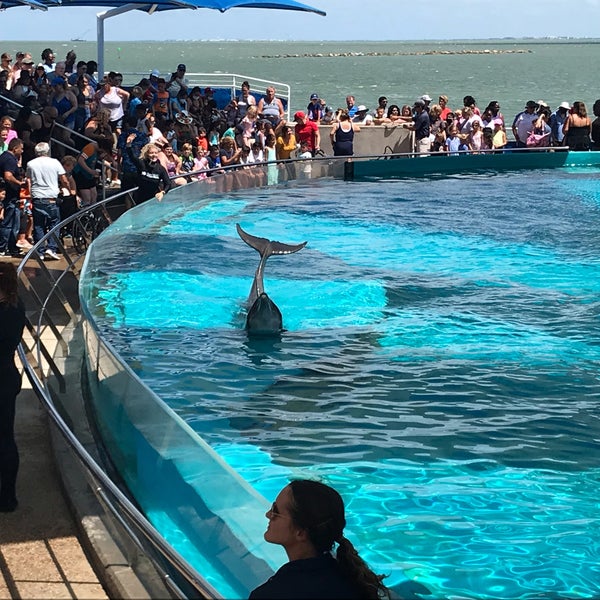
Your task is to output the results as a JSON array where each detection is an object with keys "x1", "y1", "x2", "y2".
[{"x1": 269, "y1": 501, "x2": 289, "y2": 518}]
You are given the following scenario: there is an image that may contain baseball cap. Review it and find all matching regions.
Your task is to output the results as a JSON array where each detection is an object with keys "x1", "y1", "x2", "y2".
[
  {"x1": 421, "y1": 94, "x2": 432, "y2": 102},
  {"x1": 558, "y1": 101, "x2": 571, "y2": 110},
  {"x1": 310, "y1": 93, "x2": 319, "y2": 100},
  {"x1": 356, "y1": 105, "x2": 368, "y2": 112},
  {"x1": 294, "y1": 111, "x2": 306, "y2": 120},
  {"x1": 150, "y1": 69, "x2": 160, "y2": 77},
  {"x1": 525, "y1": 100, "x2": 538, "y2": 109}
]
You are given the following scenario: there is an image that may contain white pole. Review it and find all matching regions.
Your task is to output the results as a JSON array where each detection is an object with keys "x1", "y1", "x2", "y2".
[{"x1": 96, "y1": 4, "x2": 140, "y2": 80}]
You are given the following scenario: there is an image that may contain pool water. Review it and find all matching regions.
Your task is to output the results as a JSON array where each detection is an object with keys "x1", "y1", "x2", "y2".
[{"x1": 90, "y1": 171, "x2": 600, "y2": 599}]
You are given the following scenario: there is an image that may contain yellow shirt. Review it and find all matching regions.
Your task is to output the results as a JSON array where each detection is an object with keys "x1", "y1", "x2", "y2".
[{"x1": 276, "y1": 134, "x2": 297, "y2": 159}]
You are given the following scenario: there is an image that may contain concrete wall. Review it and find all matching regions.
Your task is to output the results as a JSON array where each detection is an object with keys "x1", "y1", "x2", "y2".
[{"x1": 318, "y1": 124, "x2": 414, "y2": 156}]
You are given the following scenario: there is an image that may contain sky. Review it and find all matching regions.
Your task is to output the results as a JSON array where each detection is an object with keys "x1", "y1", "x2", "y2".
[{"x1": 2, "y1": 0, "x2": 600, "y2": 41}]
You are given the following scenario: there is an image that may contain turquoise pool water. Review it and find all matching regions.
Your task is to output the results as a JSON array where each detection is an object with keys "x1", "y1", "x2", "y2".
[{"x1": 89, "y1": 171, "x2": 600, "y2": 599}]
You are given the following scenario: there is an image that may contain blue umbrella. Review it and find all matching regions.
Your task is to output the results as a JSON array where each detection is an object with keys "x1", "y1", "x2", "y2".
[{"x1": 0, "y1": 0, "x2": 52, "y2": 9}]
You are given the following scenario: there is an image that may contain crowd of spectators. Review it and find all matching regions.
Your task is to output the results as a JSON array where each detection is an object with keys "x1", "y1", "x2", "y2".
[
  {"x1": 303, "y1": 92, "x2": 600, "y2": 155},
  {"x1": 2, "y1": 47, "x2": 600, "y2": 244}
]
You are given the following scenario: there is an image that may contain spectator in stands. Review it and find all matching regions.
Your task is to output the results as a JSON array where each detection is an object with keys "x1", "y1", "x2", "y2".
[
  {"x1": 293, "y1": 111, "x2": 320, "y2": 156},
  {"x1": 41, "y1": 48, "x2": 55, "y2": 74},
  {"x1": 85, "y1": 60, "x2": 98, "y2": 91},
  {"x1": 168, "y1": 63, "x2": 189, "y2": 99},
  {"x1": 406, "y1": 99, "x2": 431, "y2": 155},
  {"x1": 275, "y1": 123, "x2": 297, "y2": 160},
  {"x1": 345, "y1": 95, "x2": 357, "y2": 118},
  {"x1": 258, "y1": 86, "x2": 285, "y2": 126},
  {"x1": 125, "y1": 138, "x2": 171, "y2": 203},
  {"x1": 562, "y1": 100, "x2": 591, "y2": 150},
  {"x1": 95, "y1": 75, "x2": 129, "y2": 134},
  {"x1": 439, "y1": 95, "x2": 452, "y2": 120},
  {"x1": 592, "y1": 99, "x2": 600, "y2": 150},
  {"x1": 73, "y1": 75, "x2": 94, "y2": 134},
  {"x1": 49, "y1": 77, "x2": 77, "y2": 130},
  {"x1": 117, "y1": 115, "x2": 149, "y2": 192},
  {"x1": 512, "y1": 101, "x2": 539, "y2": 148},
  {"x1": 237, "y1": 81, "x2": 256, "y2": 121},
  {"x1": 64, "y1": 50, "x2": 77, "y2": 76},
  {"x1": 492, "y1": 119, "x2": 507, "y2": 149},
  {"x1": 549, "y1": 102, "x2": 570, "y2": 146},
  {"x1": 352, "y1": 105, "x2": 373, "y2": 126},
  {"x1": 307, "y1": 93, "x2": 324, "y2": 122},
  {"x1": 331, "y1": 109, "x2": 359, "y2": 156},
  {"x1": 32, "y1": 64, "x2": 48, "y2": 91},
  {"x1": 68, "y1": 61, "x2": 87, "y2": 86}
]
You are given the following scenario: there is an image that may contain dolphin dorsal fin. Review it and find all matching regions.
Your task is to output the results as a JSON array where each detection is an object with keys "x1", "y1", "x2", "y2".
[{"x1": 236, "y1": 223, "x2": 307, "y2": 257}]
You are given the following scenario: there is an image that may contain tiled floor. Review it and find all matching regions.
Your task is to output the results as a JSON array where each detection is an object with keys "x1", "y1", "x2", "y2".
[{"x1": 0, "y1": 381, "x2": 107, "y2": 600}]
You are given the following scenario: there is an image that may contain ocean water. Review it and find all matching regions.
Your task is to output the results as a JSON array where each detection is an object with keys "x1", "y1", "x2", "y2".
[
  {"x1": 85, "y1": 170, "x2": 600, "y2": 599},
  {"x1": 8, "y1": 38, "x2": 600, "y2": 121}
]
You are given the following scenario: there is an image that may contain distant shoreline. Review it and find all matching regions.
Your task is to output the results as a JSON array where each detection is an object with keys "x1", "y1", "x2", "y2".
[{"x1": 4, "y1": 37, "x2": 600, "y2": 44}]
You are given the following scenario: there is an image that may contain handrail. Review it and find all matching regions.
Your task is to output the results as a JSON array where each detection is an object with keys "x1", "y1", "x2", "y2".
[
  {"x1": 120, "y1": 72, "x2": 292, "y2": 119},
  {"x1": 16, "y1": 191, "x2": 220, "y2": 599}
]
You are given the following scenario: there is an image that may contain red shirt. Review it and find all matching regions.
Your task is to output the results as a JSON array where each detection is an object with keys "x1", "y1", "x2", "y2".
[{"x1": 294, "y1": 120, "x2": 319, "y2": 151}]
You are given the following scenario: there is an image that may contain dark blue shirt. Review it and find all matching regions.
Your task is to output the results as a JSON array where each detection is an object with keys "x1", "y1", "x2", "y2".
[
  {"x1": 117, "y1": 128, "x2": 149, "y2": 174},
  {"x1": 249, "y1": 554, "x2": 360, "y2": 600}
]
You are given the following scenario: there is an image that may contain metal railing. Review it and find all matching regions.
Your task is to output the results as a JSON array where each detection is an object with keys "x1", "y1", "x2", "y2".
[
  {"x1": 16, "y1": 191, "x2": 219, "y2": 599},
  {"x1": 121, "y1": 72, "x2": 291, "y2": 118}
]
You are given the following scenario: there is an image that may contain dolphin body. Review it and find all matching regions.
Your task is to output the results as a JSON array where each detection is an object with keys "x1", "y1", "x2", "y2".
[{"x1": 236, "y1": 223, "x2": 307, "y2": 335}]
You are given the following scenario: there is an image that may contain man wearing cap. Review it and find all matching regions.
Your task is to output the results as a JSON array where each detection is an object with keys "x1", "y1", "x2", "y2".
[
  {"x1": 352, "y1": 105, "x2": 374, "y2": 126},
  {"x1": 420, "y1": 94, "x2": 432, "y2": 112},
  {"x1": 307, "y1": 93, "x2": 324, "y2": 122},
  {"x1": 512, "y1": 101, "x2": 539, "y2": 148},
  {"x1": 10, "y1": 52, "x2": 33, "y2": 89},
  {"x1": 168, "y1": 64, "x2": 189, "y2": 98},
  {"x1": 406, "y1": 100, "x2": 431, "y2": 155},
  {"x1": 549, "y1": 102, "x2": 571, "y2": 146},
  {"x1": 293, "y1": 111, "x2": 320, "y2": 156},
  {"x1": 258, "y1": 87, "x2": 285, "y2": 126}
]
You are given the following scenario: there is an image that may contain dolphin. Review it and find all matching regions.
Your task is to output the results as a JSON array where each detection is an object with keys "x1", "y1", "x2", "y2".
[{"x1": 236, "y1": 223, "x2": 307, "y2": 335}]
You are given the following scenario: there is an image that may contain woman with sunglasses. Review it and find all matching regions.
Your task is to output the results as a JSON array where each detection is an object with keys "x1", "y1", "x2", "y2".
[{"x1": 250, "y1": 480, "x2": 389, "y2": 599}]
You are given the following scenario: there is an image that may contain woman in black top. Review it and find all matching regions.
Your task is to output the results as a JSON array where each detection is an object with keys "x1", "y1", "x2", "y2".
[
  {"x1": 330, "y1": 109, "x2": 359, "y2": 157},
  {"x1": 250, "y1": 480, "x2": 389, "y2": 599},
  {"x1": 0, "y1": 260, "x2": 26, "y2": 512},
  {"x1": 126, "y1": 137, "x2": 172, "y2": 203}
]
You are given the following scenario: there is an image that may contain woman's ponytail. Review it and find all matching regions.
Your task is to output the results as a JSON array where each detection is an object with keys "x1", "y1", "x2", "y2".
[{"x1": 336, "y1": 536, "x2": 389, "y2": 599}]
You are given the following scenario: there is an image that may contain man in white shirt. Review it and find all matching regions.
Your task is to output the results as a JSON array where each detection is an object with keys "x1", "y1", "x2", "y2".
[
  {"x1": 512, "y1": 101, "x2": 539, "y2": 148},
  {"x1": 26, "y1": 142, "x2": 69, "y2": 261},
  {"x1": 352, "y1": 105, "x2": 374, "y2": 126}
]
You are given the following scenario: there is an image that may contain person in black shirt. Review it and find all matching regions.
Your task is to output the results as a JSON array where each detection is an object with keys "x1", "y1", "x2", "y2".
[
  {"x1": 0, "y1": 139, "x2": 26, "y2": 257},
  {"x1": 250, "y1": 480, "x2": 389, "y2": 599},
  {"x1": 126, "y1": 138, "x2": 171, "y2": 204},
  {"x1": 0, "y1": 260, "x2": 26, "y2": 512}
]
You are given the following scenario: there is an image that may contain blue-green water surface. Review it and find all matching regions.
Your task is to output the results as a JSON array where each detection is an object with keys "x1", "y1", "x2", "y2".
[{"x1": 88, "y1": 171, "x2": 600, "y2": 599}]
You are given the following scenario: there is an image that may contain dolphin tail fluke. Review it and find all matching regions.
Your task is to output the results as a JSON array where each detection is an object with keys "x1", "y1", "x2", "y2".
[{"x1": 236, "y1": 223, "x2": 307, "y2": 256}]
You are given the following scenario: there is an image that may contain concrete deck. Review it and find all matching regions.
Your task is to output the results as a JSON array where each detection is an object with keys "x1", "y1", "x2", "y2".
[{"x1": 0, "y1": 377, "x2": 108, "y2": 600}]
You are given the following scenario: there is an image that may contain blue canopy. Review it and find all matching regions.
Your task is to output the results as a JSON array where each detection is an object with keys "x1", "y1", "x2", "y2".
[{"x1": 0, "y1": 0, "x2": 51, "y2": 9}]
